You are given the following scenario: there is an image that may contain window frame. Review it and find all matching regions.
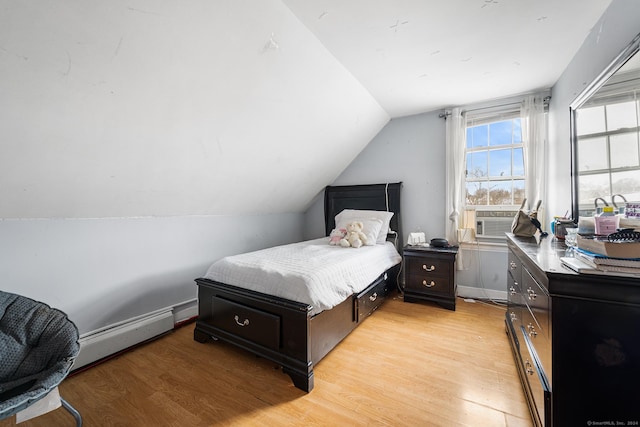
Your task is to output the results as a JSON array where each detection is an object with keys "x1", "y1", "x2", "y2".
[
  {"x1": 576, "y1": 93, "x2": 640, "y2": 216},
  {"x1": 464, "y1": 112, "x2": 526, "y2": 210}
]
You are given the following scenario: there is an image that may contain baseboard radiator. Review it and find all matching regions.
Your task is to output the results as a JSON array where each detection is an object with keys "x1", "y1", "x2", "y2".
[{"x1": 72, "y1": 301, "x2": 196, "y2": 370}]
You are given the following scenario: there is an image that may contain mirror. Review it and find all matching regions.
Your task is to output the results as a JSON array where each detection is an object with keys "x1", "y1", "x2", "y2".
[{"x1": 570, "y1": 32, "x2": 640, "y2": 220}]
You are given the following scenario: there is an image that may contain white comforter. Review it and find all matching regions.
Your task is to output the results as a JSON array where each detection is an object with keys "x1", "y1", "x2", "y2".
[{"x1": 203, "y1": 238, "x2": 402, "y2": 315}]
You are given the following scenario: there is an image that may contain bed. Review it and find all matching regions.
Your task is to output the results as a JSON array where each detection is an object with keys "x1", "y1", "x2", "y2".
[{"x1": 193, "y1": 182, "x2": 403, "y2": 392}]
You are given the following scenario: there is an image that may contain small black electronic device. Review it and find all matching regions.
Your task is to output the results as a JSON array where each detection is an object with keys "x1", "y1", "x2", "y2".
[{"x1": 430, "y1": 238, "x2": 449, "y2": 247}]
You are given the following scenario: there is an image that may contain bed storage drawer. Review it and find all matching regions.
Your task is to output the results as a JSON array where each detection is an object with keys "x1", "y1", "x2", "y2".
[
  {"x1": 211, "y1": 296, "x2": 281, "y2": 350},
  {"x1": 355, "y1": 277, "x2": 389, "y2": 322}
]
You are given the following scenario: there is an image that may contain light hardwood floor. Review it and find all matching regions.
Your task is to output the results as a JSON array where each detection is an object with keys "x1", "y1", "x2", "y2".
[{"x1": 1, "y1": 294, "x2": 533, "y2": 427}]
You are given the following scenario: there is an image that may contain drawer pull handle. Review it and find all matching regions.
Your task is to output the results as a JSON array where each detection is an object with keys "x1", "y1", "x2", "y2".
[
  {"x1": 509, "y1": 286, "x2": 516, "y2": 295},
  {"x1": 369, "y1": 292, "x2": 378, "y2": 302},
  {"x1": 527, "y1": 287, "x2": 537, "y2": 300},
  {"x1": 510, "y1": 261, "x2": 517, "y2": 270},
  {"x1": 422, "y1": 264, "x2": 436, "y2": 272},
  {"x1": 422, "y1": 280, "x2": 436, "y2": 288},
  {"x1": 510, "y1": 312, "x2": 517, "y2": 321},
  {"x1": 527, "y1": 323, "x2": 538, "y2": 337},
  {"x1": 234, "y1": 315, "x2": 250, "y2": 327},
  {"x1": 525, "y1": 360, "x2": 534, "y2": 375}
]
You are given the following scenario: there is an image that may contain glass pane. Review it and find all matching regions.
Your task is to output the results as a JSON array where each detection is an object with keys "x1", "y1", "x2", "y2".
[
  {"x1": 610, "y1": 133, "x2": 640, "y2": 168},
  {"x1": 578, "y1": 173, "x2": 610, "y2": 205},
  {"x1": 489, "y1": 180, "x2": 513, "y2": 205},
  {"x1": 513, "y1": 179, "x2": 525, "y2": 205},
  {"x1": 513, "y1": 148, "x2": 524, "y2": 175},
  {"x1": 467, "y1": 125, "x2": 488, "y2": 148},
  {"x1": 606, "y1": 101, "x2": 637, "y2": 131},
  {"x1": 466, "y1": 182, "x2": 488, "y2": 205},
  {"x1": 612, "y1": 170, "x2": 640, "y2": 198},
  {"x1": 489, "y1": 120, "x2": 513, "y2": 146},
  {"x1": 466, "y1": 151, "x2": 487, "y2": 178},
  {"x1": 578, "y1": 137, "x2": 608, "y2": 171},
  {"x1": 576, "y1": 106, "x2": 606, "y2": 136},
  {"x1": 489, "y1": 148, "x2": 512, "y2": 177}
]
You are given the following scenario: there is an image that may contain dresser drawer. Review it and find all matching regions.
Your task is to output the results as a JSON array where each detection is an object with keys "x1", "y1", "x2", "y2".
[
  {"x1": 508, "y1": 248, "x2": 522, "y2": 284},
  {"x1": 211, "y1": 296, "x2": 281, "y2": 350},
  {"x1": 522, "y1": 268, "x2": 549, "y2": 335},
  {"x1": 521, "y1": 330, "x2": 551, "y2": 427},
  {"x1": 507, "y1": 274, "x2": 523, "y2": 349},
  {"x1": 355, "y1": 277, "x2": 389, "y2": 322}
]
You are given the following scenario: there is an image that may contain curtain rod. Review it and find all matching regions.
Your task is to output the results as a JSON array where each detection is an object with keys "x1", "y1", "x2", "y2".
[{"x1": 439, "y1": 95, "x2": 551, "y2": 119}]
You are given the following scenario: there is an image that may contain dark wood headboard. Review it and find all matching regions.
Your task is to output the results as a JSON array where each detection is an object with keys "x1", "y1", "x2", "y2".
[{"x1": 324, "y1": 182, "x2": 402, "y2": 251}]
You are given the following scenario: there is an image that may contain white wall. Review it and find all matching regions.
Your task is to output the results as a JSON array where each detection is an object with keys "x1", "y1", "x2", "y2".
[{"x1": 548, "y1": 0, "x2": 640, "y2": 219}]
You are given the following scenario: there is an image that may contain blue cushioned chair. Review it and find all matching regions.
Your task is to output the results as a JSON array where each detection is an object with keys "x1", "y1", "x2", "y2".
[{"x1": 0, "y1": 291, "x2": 82, "y2": 426}]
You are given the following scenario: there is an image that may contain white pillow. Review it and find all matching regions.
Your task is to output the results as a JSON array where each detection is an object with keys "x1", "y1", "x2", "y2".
[
  {"x1": 334, "y1": 209, "x2": 394, "y2": 244},
  {"x1": 335, "y1": 217, "x2": 383, "y2": 246}
]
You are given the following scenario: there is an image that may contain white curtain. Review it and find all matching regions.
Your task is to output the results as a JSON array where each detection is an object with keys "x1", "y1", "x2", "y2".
[
  {"x1": 445, "y1": 108, "x2": 466, "y2": 269},
  {"x1": 520, "y1": 96, "x2": 548, "y2": 227}
]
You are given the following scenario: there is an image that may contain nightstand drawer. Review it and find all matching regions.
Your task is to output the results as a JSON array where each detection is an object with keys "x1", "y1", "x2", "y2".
[
  {"x1": 405, "y1": 257, "x2": 450, "y2": 278},
  {"x1": 406, "y1": 274, "x2": 451, "y2": 295}
]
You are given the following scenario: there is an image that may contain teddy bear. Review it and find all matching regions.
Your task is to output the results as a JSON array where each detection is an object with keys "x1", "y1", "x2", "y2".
[
  {"x1": 328, "y1": 227, "x2": 347, "y2": 245},
  {"x1": 339, "y1": 221, "x2": 368, "y2": 248}
]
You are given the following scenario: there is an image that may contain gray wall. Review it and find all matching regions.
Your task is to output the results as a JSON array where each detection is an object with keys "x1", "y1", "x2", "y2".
[
  {"x1": 304, "y1": 111, "x2": 447, "y2": 244},
  {"x1": 1, "y1": 214, "x2": 302, "y2": 334}
]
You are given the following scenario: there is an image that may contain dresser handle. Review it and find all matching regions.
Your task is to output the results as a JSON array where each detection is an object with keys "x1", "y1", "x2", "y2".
[
  {"x1": 422, "y1": 280, "x2": 435, "y2": 287},
  {"x1": 509, "y1": 286, "x2": 516, "y2": 295},
  {"x1": 369, "y1": 292, "x2": 378, "y2": 302},
  {"x1": 510, "y1": 312, "x2": 517, "y2": 321},
  {"x1": 234, "y1": 315, "x2": 250, "y2": 327},
  {"x1": 527, "y1": 323, "x2": 537, "y2": 337},
  {"x1": 510, "y1": 261, "x2": 517, "y2": 270},
  {"x1": 527, "y1": 287, "x2": 537, "y2": 300},
  {"x1": 525, "y1": 360, "x2": 534, "y2": 375},
  {"x1": 422, "y1": 264, "x2": 435, "y2": 272}
]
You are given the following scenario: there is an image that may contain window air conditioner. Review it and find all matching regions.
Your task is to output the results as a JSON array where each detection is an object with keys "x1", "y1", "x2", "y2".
[{"x1": 475, "y1": 210, "x2": 518, "y2": 238}]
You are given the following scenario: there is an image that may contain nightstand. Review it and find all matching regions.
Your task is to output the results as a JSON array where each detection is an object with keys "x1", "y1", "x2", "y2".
[{"x1": 403, "y1": 245, "x2": 458, "y2": 311}]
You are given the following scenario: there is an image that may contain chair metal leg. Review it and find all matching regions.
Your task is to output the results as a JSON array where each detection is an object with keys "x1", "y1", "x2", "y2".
[{"x1": 60, "y1": 397, "x2": 82, "y2": 427}]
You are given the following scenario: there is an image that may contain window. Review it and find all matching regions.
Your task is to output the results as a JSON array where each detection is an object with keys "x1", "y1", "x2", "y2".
[
  {"x1": 446, "y1": 95, "x2": 547, "y2": 245},
  {"x1": 463, "y1": 115, "x2": 525, "y2": 240},
  {"x1": 465, "y1": 117, "x2": 525, "y2": 207},
  {"x1": 576, "y1": 96, "x2": 640, "y2": 216}
]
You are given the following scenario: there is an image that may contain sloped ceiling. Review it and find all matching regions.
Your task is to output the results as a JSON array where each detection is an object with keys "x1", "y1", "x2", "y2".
[
  {"x1": 283, "y1": 0, "x2": 613, "y2": 118},
  {"x1": 0, "y1": 0, "x2": 612, "y2": 218},
  {"x1": 0, "y1": 0, "x2": 388, "y2": 218}
]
